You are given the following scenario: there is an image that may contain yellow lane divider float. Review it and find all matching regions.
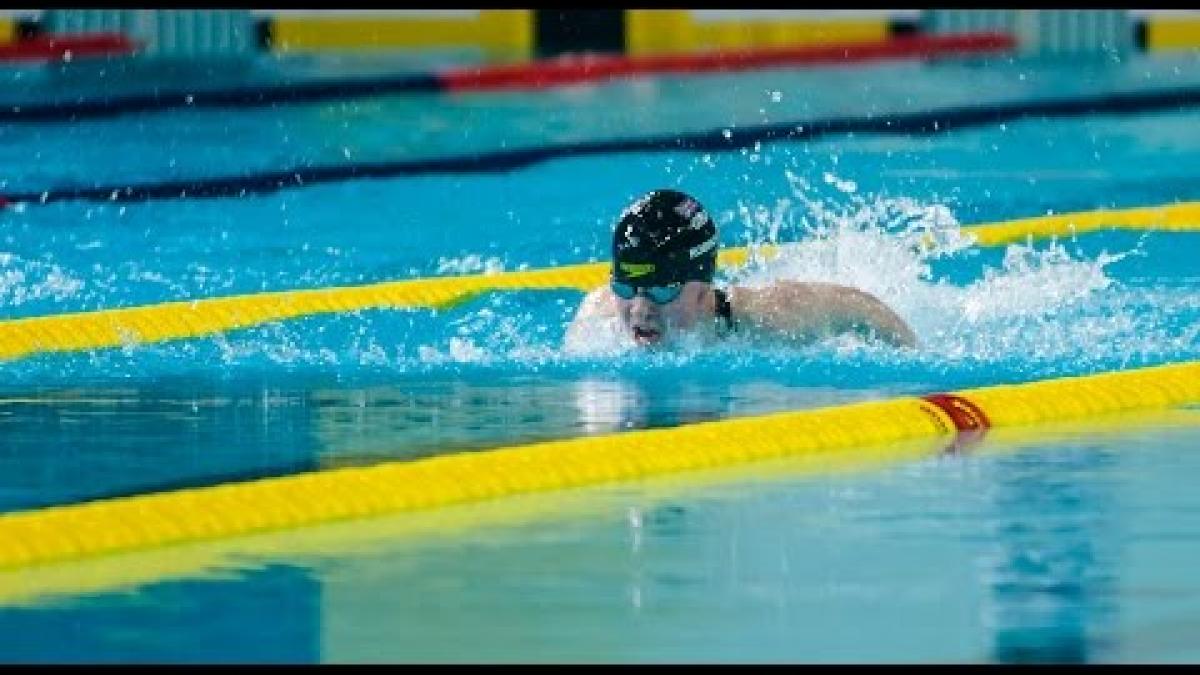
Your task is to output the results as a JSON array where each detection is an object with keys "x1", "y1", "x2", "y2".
[
  {"x1": 8, "y1": 406, "x2": 1199, "y2": 606},
  {"x1": 0, "y1": 358, "x2": 1197, "y2": 570},
  {"x1": 0, "y1": 260, "x2": 609, "y2": 362},
  {"x1": 1, "y1": 200, "x2": 1198, "y2": 363},
  {"x1": 966, "y1": 200, "x2": 1200, "y2": 247}
]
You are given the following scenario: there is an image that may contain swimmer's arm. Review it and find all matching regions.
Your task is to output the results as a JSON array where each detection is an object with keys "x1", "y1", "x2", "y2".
[
  {"x1": 564, "y1": 288, "x2": 616, "y2": 345},
  {"x1": 822, "y1": 284, "x2": 917, "y2": 348},
  {"x1": 737, "y1": 282, "x2": 918, "y2": 348}
]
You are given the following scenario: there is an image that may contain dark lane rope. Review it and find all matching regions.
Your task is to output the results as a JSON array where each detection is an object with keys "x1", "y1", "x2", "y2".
[
  {"x1": 0, "y1": 34, "x2": 1009, "y2": 123},
  {"x1": 5, "y1": 86, "x2": 1200, "y2": 208},
  {"x1": 0, "y1": 74, "x2": 443, "y2": 123}
]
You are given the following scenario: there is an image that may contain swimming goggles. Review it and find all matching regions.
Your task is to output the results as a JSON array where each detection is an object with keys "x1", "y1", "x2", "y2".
[{"x1": 610, "y1": 280, "x2": 684, "y2": 305}]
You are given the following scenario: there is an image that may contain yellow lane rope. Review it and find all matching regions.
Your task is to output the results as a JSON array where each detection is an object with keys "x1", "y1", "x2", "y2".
[
  {"x1": 0, "y1": 358, "x2": 1197, "y2": 571},
  {"x1": 0, "y1": 434, "x2": 952, "y2": 605},
  {"x1": 6, "y1": 404, "x2": 1200, "y2": 605},
  {"x1": 1, "y1": 200, "x2": 1197, "y2": 363},
  {"x1": 6, "y1": 406, "x2": 1199, "y2": 606},
  {"x1": 0, "y1": 261, "x2": 605, "y2": 362},
  {"x1": 966, "y1": 200, "x2": 1200, "y2": 247}
]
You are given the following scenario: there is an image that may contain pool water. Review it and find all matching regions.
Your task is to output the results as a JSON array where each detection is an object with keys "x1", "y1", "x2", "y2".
[{"x1": 1, "y1": 50, "x2": 1200, "y2": 663}]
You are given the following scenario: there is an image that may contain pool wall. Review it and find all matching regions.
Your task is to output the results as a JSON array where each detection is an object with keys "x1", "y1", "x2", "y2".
[{"x1": 2, "y1": 10, "x2": 1199, "y2": 61}]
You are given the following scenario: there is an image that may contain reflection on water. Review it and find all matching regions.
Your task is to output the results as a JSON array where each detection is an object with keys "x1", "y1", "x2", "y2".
[
  {"x1": 1, "y1": 420, "x2": 1200, "y2": 662},
  {"x1": 982, "y1": 446, "x2": 1119, "y2": 664},
  {"x1": 0, "y1": 382, "x2": 318, "y2": 511},
  {"x1": 0, "y1": 374, "x2": 890, "y2": 511},
  {"x1": 306, "y1": 375, "x2": 889, "y2": 467},
  {"x1": 0, "y1": 563, "x2": 321, "y2": 664}
]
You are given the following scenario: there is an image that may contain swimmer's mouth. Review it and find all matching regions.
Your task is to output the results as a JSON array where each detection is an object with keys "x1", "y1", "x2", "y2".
[{"x1": 632, "y1": 326, "x2": 662, "y2": 345}]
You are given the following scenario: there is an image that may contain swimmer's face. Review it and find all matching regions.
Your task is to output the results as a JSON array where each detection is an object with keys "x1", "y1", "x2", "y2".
[{"x1": 615, "y1": 281, "x2": 712, "y2": 347}]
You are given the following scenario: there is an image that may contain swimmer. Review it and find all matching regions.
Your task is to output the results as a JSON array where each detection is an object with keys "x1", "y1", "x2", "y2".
[{"x1": 566, "y1": 188, "x2": 917, "y2": 349}]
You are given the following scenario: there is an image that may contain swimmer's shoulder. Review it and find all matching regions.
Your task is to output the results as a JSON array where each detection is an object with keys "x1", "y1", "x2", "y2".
[
  {"x1": 565, "y1": 286, "x2": 618, "y2": 346},
  {"x1": 725, "y1": 283, "x2": 789, "y2": 317},
  {"x1": 729, "y1": 280, "x2": 839, "y2": 312},
  {"x1": 575, "y1": 285, "x2": 617, "y2": 319},
  {"x1": 724, "y1": 281, "x2": 842, "y2": 333}
]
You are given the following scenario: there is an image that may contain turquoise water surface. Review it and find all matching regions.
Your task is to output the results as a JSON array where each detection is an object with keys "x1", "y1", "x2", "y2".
[{"x1": 1, "y1": 50, "x2": 1199, "y2": 663}]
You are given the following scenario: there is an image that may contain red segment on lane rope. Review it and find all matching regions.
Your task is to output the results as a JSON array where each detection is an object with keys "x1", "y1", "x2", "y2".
[
  {"x1": 0, "y1": 33, "x2": 138, "y2": 62},
  {"x1": 440, "y1": 32, "x2": 1015, "y2": 92},
  {"x1": 920, "y1": 393, "x2": 992, "y2": 434}
]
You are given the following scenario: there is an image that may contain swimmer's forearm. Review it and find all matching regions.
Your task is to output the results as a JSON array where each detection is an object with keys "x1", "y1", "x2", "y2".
[
  {"x1": 867, "y1": 312, "x2": 917, "y2": 348},
  {"x1": 851, "y1": 299, "x2": 917, "y2": 348},
  {"x1": 830, "y1": 287, "x2": 917, "y2": 348}
]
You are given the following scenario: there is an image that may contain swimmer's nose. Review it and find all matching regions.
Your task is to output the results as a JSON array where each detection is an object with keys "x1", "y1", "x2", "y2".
[{"x1": 629, "y1": 295, "x2": 658, "y2": 322}]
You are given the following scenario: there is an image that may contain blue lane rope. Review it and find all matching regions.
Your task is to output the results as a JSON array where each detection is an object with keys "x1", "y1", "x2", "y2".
[{"x1": 5, "y1": 86, "x2": 1200, "y2": 208}]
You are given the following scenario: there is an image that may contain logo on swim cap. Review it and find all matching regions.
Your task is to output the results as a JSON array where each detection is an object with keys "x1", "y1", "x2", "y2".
[
  {"x1": 619, "y1": 262, "x2": 656, "y2": 278},
  {"x1": 689, "y1": 235, "x2": 716, "y2": 259},
  {"x1": 674, "y1": 198, "x2": 700, "y2": 219}
]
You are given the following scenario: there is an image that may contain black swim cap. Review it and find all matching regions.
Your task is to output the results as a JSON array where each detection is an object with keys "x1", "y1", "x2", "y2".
[{"x1": 611, "y1": 189, "x2": 718, "y2": 287}]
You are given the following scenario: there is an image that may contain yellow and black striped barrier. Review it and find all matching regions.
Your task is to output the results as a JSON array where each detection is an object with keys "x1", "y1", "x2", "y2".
[
  {"x1": 624, "y1": 10, "x2": 897, "y2": 56},
  {"x1": 266, "y1": 10, "x2": 533, "y2": 60},
  {"x1": 257, "y1": 11, "x2": 1200, "y2": 57},
  {"x1": 0, "y1": 200, "x2": 1198, "y2": 364},
  {"x1": 1142, "y1": 15, "x2": 1200, "y2": 51},
  {"x1": 10, "y1": 11, "x2": 1200, "y2": 64},
  {"x1": 0, "y1": 357, "x2": 1197, "y2": 571},
  {"x1": 258, "y1": 10, "x2": 908, "y2": 59}
]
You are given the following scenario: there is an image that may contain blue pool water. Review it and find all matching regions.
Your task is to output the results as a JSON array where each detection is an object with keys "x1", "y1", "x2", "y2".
[{"x1": 1, "y1": 50, "x2": 1200, "y2": 663}]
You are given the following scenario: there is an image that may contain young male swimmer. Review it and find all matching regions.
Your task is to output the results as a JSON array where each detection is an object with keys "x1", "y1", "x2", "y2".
[{"x1": 565, "y1": 189, "x2": 917, "y2": 350}]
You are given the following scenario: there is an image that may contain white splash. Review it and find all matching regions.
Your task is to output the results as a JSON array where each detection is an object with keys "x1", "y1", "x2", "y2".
[
  {"x1": 0, "y1": 252, "x2": 85, "y2": 307},
  {"x1": 563, "y1": 170, "x2": 1152, "y2": 367},
  {"x1": 722, "y1": 172, "x2": 1144, "y2": 365},
  {"x1": 435, "y1": 254, "x2": 506, "y2": 276}
]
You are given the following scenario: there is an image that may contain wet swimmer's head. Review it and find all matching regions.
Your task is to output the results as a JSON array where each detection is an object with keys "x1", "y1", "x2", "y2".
[{"x1": 610, "y1": 189, "x2": 719, "y2": 347}]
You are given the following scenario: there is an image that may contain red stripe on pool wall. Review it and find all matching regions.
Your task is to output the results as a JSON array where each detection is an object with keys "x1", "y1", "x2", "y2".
[
  {"x1": 440, "y1": 32, "x2": 1015, "y2": 92},
  {"x1": 0, "y1": 33, "x2": 138, "y2": 62},
  {"x1": 920, "y1": 394, "x2": 992, "y2": 434}
]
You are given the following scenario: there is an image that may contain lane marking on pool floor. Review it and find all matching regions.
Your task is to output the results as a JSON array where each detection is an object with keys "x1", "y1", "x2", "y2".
[
  {"x1": 1, "y1": 199, "x2": 1198, "y2": 364},
  {"x1": 0, "y1": 358, "x2": 1197, "y2": 571}
]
